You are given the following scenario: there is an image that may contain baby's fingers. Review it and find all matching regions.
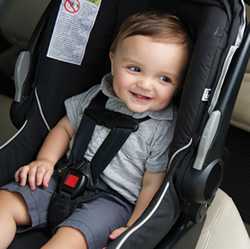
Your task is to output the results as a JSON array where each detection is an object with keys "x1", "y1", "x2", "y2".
[
  {"x1": 28, "y1": 166, "x2": 38, "y2": 190},
  {"x1": 42, "y1": 169, "x2": 53, "y2": 188},
  {"x1": 109, "y1": 227, "x2": 128, "y2": 240},
  {"x1": 16, "y1": 166, "x2": 29, "y2": 186},
  {"x1": 15, "y1": 168, "x2": 21, "y2": 182},
  {"x1": 36, "y1": 166, "x2": 46, "y2": 186}
]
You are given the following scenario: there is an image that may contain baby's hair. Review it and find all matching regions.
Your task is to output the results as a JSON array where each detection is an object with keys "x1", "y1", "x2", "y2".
[{"x1": 110, "y1": 11, "x2": 192, "y2": 54}]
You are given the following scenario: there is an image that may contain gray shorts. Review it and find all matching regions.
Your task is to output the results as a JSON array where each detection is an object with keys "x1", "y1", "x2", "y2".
[{"x1": 1, "y1": 177, "x2": 133, "y2": 249}]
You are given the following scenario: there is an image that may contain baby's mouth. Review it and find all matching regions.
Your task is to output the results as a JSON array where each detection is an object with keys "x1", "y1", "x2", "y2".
[{"x1": 130, "y1": 91, "x2": 152, "y2": 101}]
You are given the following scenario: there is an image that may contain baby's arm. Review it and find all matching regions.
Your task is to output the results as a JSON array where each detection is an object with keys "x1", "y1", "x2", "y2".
[
  {"x1": 109, "y1": 170, "x2": 166, "y2": 240},
  {"x1": 15, "y1": 116, "x2": 74, "y2": 190}
]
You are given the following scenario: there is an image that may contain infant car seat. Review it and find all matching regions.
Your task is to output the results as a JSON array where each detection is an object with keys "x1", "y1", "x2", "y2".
[{"x1": 0, "y1": 0, "x2": 249, "y2": 248}]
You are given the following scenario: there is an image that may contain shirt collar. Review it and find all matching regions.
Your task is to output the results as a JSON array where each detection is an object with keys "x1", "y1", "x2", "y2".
[{"x1": 100, "y1": 73, "x2": 174, "y2": 121}]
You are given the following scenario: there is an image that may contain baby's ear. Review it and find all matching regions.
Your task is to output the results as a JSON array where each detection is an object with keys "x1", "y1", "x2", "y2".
[{"x1": 109, "y1": 52, "x2": 114, "y2": 75}]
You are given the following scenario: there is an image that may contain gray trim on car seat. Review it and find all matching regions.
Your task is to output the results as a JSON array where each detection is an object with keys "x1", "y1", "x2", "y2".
[
  {"x1": 208, "y1": 0, "x2": 246, "y2": 114},
  {"x1": 14, "y1": 51, "x2": 31, "y2": 102},
  {"x1": 115, "y1": 138, "x2": 193, "y2": 249},
  {"x1": 193, "y1": 111, "x2": 221, "y2": 170},
  {"x1": 35, "y1": 88, "x2": 51, "y2": 131},
  {"x1": 0, "y1": 120, "x2": 28, "y2": 150}
]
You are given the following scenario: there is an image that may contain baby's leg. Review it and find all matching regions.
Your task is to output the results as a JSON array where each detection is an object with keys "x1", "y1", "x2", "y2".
[
  {"x1": 0, "y1": 190, "x2": 31, "y2": 249},
  {"x1": 41, "y1": 227, "x2": 87, "y2": 249},
  {"x1": 44, "y1": 194, "x2": 133, "y2": 249}
]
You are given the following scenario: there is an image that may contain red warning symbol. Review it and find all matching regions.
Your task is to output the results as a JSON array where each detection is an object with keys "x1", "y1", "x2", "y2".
[{"x1": 64, "y1": 0, "x2": 80, "y2": 14}]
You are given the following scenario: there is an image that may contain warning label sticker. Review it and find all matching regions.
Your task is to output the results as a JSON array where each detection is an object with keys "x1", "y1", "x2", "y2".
[
  {"x1": 64, "y1": 0, "x2": 80, "y2": 14},
  {"x1": 47, "y1": 0, "x2": 101, "y2": 65}
]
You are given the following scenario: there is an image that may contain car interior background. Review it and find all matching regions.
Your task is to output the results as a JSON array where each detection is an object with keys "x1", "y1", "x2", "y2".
[
  {"x1": 0, "y1": 0, "x2": 250, "y2": 248},
  {"x1": 220, "y1": 1, "x2": 250, "y2": 230}
]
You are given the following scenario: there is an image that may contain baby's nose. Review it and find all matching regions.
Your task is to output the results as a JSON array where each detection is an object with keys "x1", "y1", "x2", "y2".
[{"x1": 137, "y1": 78, "x2": 152, "y2": 90}]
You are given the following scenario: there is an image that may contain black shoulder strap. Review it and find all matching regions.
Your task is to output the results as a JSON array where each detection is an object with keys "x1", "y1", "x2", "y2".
[
  {"x1": 90, "y1": 127, "x2": 133, "y2": 180},
  {"x1": 68, "y1": 114, "x2": 96, "y2": 164},
  {"x1": 68, "y1": 91, "x2": 108, "y2": 163},
  {"x1": 68, "y1": 91, "x2": 150, "y2": 183}
]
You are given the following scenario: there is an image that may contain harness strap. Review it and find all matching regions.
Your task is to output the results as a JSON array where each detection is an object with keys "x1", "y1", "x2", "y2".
[
  {"x1": 68, "y1": 91, "x2": 149, "y2": 184},
  {"x1": 68, "y1": 91, "x2": 108, "y2": 164},
  {"x1": 68, "y1": 114, "x2": 96, "y2": 164},
  {"x1": 91, "y1": 127, "x2": 133, "y2": 181}
]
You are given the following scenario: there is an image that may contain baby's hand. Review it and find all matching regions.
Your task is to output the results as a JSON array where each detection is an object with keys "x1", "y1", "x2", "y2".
[
  {"x1": 109, "y1": 226, "x2": 128, "y2": 240},
  {"x1": 102, "y1": 227, "x2": 128, "y2": 249},
  {"x1": 15, "y1": 159, "x2": 55, "y2": 190}
]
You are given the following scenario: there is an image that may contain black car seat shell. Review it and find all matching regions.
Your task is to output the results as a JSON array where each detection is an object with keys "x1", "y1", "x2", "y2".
[{"x1": 0, "y1": 0, "x2": 249, "y2": 248}]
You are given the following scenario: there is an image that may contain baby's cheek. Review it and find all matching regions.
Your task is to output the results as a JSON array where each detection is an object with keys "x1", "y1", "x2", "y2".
[{"x1": 157, "y1": 96, "x2": 172, "y2": 109}]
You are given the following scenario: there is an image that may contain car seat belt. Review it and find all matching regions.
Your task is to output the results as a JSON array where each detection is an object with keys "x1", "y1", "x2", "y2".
[{"x1": 48, "y1": 91, "x2": 149, "y2": 230}]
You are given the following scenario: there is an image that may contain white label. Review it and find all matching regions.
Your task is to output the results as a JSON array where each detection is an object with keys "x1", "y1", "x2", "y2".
[
  {"x1": 202, "y1": 88, "x2": 211, "y2": 102},
  {"x1": 47, "y1": 0, "x2": 101, "y2": 65}
]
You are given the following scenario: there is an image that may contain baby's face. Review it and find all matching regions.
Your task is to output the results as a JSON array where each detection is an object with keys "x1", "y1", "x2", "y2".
[{"x1": 110, "y1": 35, "x2": 188, "y2": 113}]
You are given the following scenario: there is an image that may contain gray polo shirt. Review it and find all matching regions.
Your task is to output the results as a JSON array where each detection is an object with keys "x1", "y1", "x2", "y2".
[{"x1": 65, "y1": 74, "x2": 176, "y2": 203}]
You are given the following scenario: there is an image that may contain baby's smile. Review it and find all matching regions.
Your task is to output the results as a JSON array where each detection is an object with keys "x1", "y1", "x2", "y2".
[{"x1": 129, "y1": 91, "x2": 153, "y2": 102}]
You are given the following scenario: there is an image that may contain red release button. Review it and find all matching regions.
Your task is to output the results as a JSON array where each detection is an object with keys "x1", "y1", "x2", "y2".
[{"x1": 64, "y1": 174, "x2": 80, "y2": 188}]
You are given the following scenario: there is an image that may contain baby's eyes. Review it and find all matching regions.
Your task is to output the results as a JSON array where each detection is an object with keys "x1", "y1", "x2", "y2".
[
  {"x1": 125, "y1": 66, "x2": 173, "y2": 84},
  {"x1": 127, "y1": 66, "x2": 141, "y2": 72},
  {"x1": 160, "y1": 75, "x2": 172, "y2": 83}
]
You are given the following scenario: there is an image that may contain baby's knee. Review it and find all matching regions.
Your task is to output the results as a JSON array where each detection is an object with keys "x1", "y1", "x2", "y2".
[
  {"x1": 0, "y1": 190, "x2": 30, "y2": 224},
  {"x1": 0, "y1": 190, "x2": 18, "y2": 207},
  {"x1": 41, "y1": 227, "x2": 88, "y2": 249}
]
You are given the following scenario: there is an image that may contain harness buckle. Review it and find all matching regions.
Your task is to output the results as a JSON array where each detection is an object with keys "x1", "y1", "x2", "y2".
[
  {"x1": 48, "y1": 159, "x2": 94, "y2": 231},
  {"x1": 58, "y1": 159, "x2": 94, "y2": 199},
  {"x1": 59, "y1": 168, "x2": 87, "y2": 199}
]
